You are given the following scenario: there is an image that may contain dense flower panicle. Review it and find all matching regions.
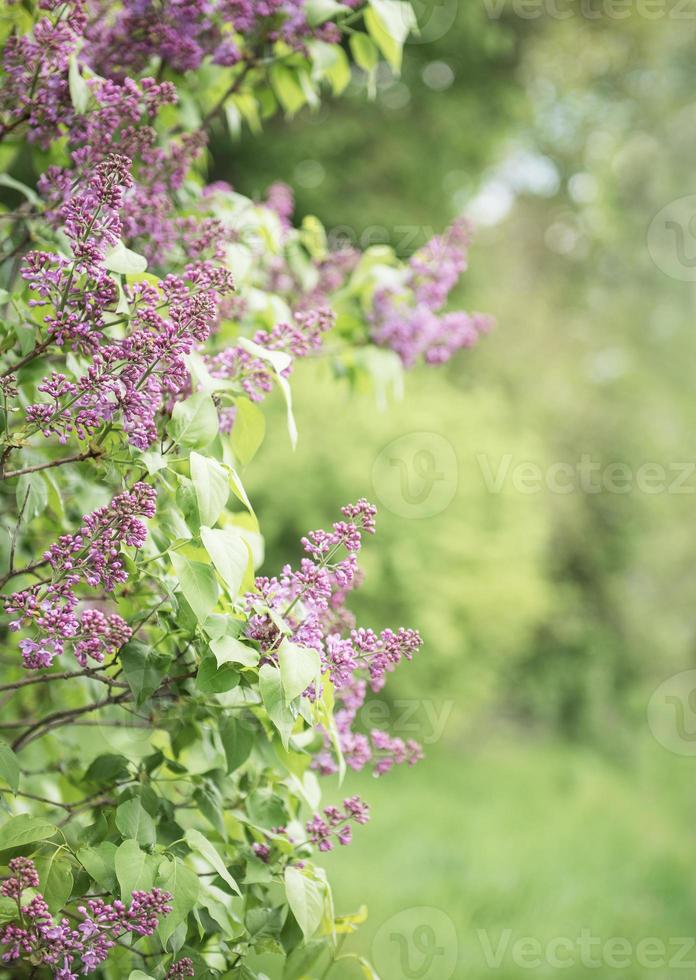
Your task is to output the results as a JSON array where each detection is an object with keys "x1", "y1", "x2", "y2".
[
  {"x1": 85, "y1": 0, "x2": 360, "y2": 80},
  {"x1": 0, "y1": 860, "x2": 171, "y2": 978},
  {"x1": 167, "y1": 958, "x2": 196, "y2": 979},
  {"x1": 244, "y1": 502, "x2": 423, "y2": 776},
  {"x1": 6, "y1": 483, "x2": 156, "y2": 669},
  {"x1": 0, "y1": 0, "x2": 85, "y2": 147},
  {"x1": 370, "y1": 219, "x2": 495, "y2": 367}
]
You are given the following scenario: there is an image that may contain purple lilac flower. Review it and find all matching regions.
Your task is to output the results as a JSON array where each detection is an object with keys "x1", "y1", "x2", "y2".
[
  {"x1": 243, "y1": 502, "x2": 423, "y2": 776},
  {"x1": 0, "y1": 860, "x2": 172, "y2": 977},
  {"x1": 370, "y1": 219, "x2": 495, "y2": 367},
  {"x1": 305, "y1": 796, "x2": 370, "y2": 852},
  {"x1": 6, "y1": 483, "x2": 155, "y2": 669}
]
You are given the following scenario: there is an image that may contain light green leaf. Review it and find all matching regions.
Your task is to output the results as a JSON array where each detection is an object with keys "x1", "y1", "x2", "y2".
[
  {"x1": 269, "y1": 64, "x2": 307, "y2": 116},
  {"x1": 116, "y1": 799, "x2": 156, "y2": 847},
  {"x1": 306, "y1": 0, "x2": 350, "y2": 25},
  {"x1": 115, "y1": 839, "x2": 154, "y2": 901},
  {"x1": 157, "y1": 857, "x2": 199, "y2": 946},
  {"x1": 68, "y1": 56, "x2": 90, "y2": 113},
  {"x1": 185, "y1": 828, "x2": 240, "y2": 894},
  {"x1": 129, "y1": 972, "x2": 156, "y2": 980},
  {"x1": 170, "y1": 551, "x2": 220, "y2": 623},
  {"x1": 259, "y1": 664, "x2": 294, "y2": 749},
  {"x1": 229, "y1": 466, "x2": 254, "y2": 514},
  {"x1": 35, "y1": 850, "x2": 73, "y2": 913},
  {"x1": 284, "y1": 866, "x2": 326, "y2": 941},
  {"x1": 0, "y1": 815, "x2": 57, "y2": 851},
  {"x1": 0, "y1": 740, "x2": 19, "y2": 793},
  {"x1": 279, "y1": 641, "x2": 321, "y2": 701},
  {"x1": 237, "y1": 336, "x2": 292, "y2": 374},
  {"x1": 168, "y1": 392, "x2": 218, "y2": 449},
  {"x1": 104, "y1": 240, "x2": 148, "y2": 275},
  {"x1": 190, "y1": 452, "x2": 229, "y2": 527},
  {"x1": 200, "y1": 525, "x2": 250, "y2": 600},
  {"x1": 365, "y1": 0, "x2": 417, "y2": 71},
  {"x1": 211, "y1": 634, "x2": 259, "y2": 668}
]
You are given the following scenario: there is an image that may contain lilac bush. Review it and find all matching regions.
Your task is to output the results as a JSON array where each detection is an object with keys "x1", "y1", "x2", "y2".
[{"x1": 0, "y1": 1, "x2": 492, "y2": 976}]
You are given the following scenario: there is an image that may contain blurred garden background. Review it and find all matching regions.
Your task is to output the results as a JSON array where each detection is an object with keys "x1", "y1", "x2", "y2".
[{"x1": 218, "y1": 4, "x2": 696, "y2": 977}]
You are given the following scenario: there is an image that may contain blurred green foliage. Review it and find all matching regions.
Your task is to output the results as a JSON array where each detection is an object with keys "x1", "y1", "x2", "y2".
[{"x1": 221, "y1": 8, "x2": 696, "y2": 976}]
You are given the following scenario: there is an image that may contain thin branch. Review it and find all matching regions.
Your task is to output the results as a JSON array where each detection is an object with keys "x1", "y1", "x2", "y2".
[
  {"x1": 2, "y1": 448, "x2": 102, "y2": 480},
  {"x1": 0, "y1": 668, "x2": 129, "y2": 695},
  {"x1": 12, "y1": 691, "x2": 131, "y2": 751}
]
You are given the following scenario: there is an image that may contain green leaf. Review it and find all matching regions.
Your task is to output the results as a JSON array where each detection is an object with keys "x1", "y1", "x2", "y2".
[
  {"x1": 211, "y1": 634, "x2": 259, "y2": 669},
  {"x1": 115, "y1": 839, "x2": 154, "y2": 901},
  {"x1": 35, "y1": 850, "x2": 73, "y2": 913},
  {"x1": 279, "y1": 641, "x2": 321, "y2": 702},
  {"x1": 116, "y1": 799, "x2": 156, "y2": 847},
  {"x1": 168, "y1": 392, "x2": 218, "y2": 449},
  {"x1": 283, "y1": 940, "x2": 328, "y2": 980},
  {"x1": 157, "y1": 857, "x2": 199, "y2": 947},
  {"x1": 169, "y1": 552, "x2": 220, "y2": 623},
  {"x1": 120, "y1": 642, "x2": 169, "y2": 707},
  {"x1": 103, "y1": 239, "x2": 148, "y2": 275},
  {"x1": 185, "y1": 828, "x2": 241, "y2": 895},
  {"x1": 200, "y1": 525, "x2": 249, "y2": 600},
  {"x1": 0, "y1": 740, "x2": 19, "y2": 793},
  {"x1": 77, "y1": 842, "x2": 118, "y2": 892},
  {"x1": 259, "y1": 664, "x2": 293, "y2": 749},
  {"x1": 284, "y1": 866, "x2": 325, "y2": 941},
  {"x1": 190, "y1": 452, "x2": 229, "y2": 527},
  {"x1": 129, "y1": 972, "x2": 156, "y2": 980},
  {"x1": 230, "y1": 396, "x2": 266, "y2": 466},
  {"x1": 0, "y1": 174, "x2": 41, "y2": 207},
  {"x1": 350, "y1": 32, "x2": 380, "y2": 72},
  {"x1": 305, "y1": 0, "x2": 350, "y2": 25},
  {"x1": 0, "y1": 815, "x2": 57, "y2": 851},
  {"x1": 196, "y1": 655, "x2": 240, "y2": 694},
  {"x1": 16, "y1": 473, "x2": 47, "y2": 523},
  {"x1": 269, "y1": 64, "x2": 307, "y2": 116},
  {"x1": 83, "y1": 754, "x2": 130, "y2": 785},
  {"x1": 68, "y1": 55, "x2": 90, "y2": 113},
  {"x1": 365, "y1": 0, "x2": 417, "y2": 71},
  {"x1": 219, "y1": 716, "x2": 254, "y2": 773}
]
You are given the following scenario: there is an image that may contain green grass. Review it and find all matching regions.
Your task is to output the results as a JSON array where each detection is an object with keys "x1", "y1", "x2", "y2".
[{"x1": 257, "y1": 731, "x2": 696, "y2": 979}]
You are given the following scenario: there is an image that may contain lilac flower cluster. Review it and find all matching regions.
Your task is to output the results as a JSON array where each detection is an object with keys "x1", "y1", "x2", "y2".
[
  {"x1": 0, "y1": 859, "x2": 171, "y2": 978},
  {"x1": 0, "y1": 0, "x2": 85, "y2": 147},
  {"x1": 6, "y1": 483, "x2": 155, "y2": 669},
  {"x1": 23, "y1": 234, "x2": 233, "y2": 449},
  {"x1": 167, "y1": 959, "x2": 196, "y2": 979},
  {"x1": 244, "y1": 501, "x2": 424, "y2": 776},
  {"x1": 85, "y1": 0, "x2": 361, "y2": 79},
  {"x1": 370, "y1": 220, "x2": 495, "y2": 367},
  {"x1": 305, "y1": 794, "x2": 370, "y2": 852}
]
